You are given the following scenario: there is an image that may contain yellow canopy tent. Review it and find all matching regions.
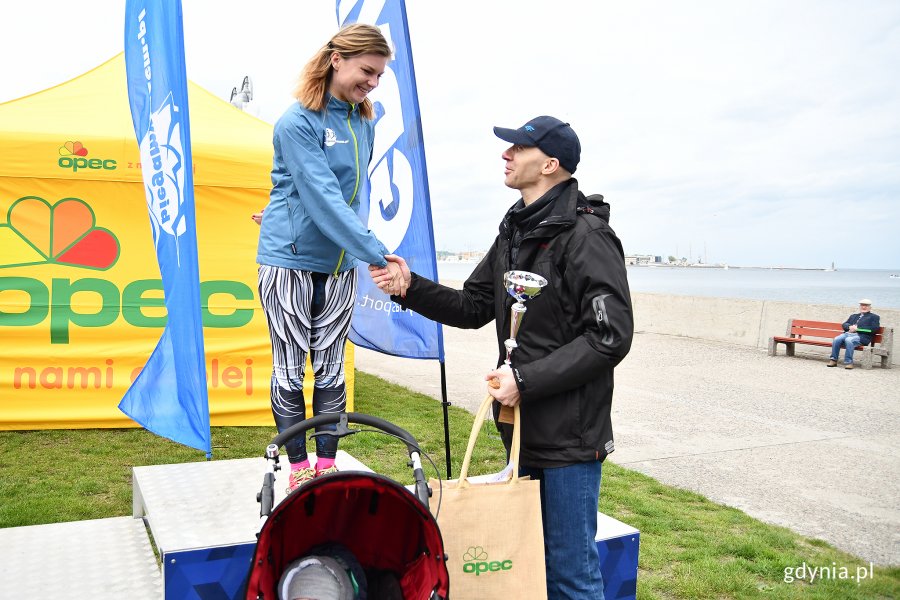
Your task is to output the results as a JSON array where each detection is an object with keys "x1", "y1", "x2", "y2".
[{"x1": 0, "y1": 54, "x2": 353, "y2": 429}]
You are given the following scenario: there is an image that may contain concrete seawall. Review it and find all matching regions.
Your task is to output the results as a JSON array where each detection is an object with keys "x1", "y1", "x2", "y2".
[{"x1": 634, "y1": 293, "x2": 898, "y2": 365}]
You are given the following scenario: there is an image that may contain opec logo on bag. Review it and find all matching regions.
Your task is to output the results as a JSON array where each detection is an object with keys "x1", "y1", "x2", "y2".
[{"x1": 461, "y1": 546, "x2": 513, "y2": 576}]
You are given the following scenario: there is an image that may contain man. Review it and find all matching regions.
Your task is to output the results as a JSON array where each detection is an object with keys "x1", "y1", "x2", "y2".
[
  {"x1": 371, "y1": 116, "x2": 633, "y2": 599},
  {"x1": 828, "y1": 299, "x2": 880, "y2": 369}
]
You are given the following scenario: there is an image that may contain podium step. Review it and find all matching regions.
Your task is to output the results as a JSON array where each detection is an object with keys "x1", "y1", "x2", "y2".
[
  {"x1": 0, "y1": 451, "x2": 370, "y2": 599},
  {"x1": 132, "y1": 450, "x2": 371, "y2": 598},
  {"x1": 133, "y1": 451, "x2": 371, "y2": 555},
  {"x1": 0, "y1": 516, "x2": 161, "y2": 599}
]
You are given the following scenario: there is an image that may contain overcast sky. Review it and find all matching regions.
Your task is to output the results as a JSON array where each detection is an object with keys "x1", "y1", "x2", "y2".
[{"x1": 2, "y1": 1, "x2": 898, "y2": 269}]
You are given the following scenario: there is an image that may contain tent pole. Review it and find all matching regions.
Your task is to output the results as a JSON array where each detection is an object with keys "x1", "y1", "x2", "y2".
[{"x1": 439, "y1": 361, "x2": 452, "y2": 478}]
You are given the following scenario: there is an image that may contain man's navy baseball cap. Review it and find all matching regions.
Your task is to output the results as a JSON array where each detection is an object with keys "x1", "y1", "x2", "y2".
[{"x1": 493, "y1": 115, "x2": 581, "y2": 174}]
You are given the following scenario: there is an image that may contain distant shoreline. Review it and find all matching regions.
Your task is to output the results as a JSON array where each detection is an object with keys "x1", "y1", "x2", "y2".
[
  {"x1": 436, "y1": 260, "x2": 900, "y2": 272},
  {"x1": 628, "y1": 264, "x2": 828, "y2": 271},
  {"x1": 434, "y1": 263, "x2": 900, "y2": 309},
  {"x1": 437, "y1": 260, "x2": 831, "y2": 271}
]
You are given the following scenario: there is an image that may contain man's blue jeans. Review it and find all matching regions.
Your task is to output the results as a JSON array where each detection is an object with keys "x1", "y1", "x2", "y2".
[
  {"x1": 519, "y1": 461, "x2": 604, "y2": 600},
  {"x1": 831, "y1": 332, "x2": 861, "y2": 364}
]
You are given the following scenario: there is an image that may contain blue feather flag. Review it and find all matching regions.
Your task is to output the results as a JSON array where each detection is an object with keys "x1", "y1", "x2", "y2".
[
  {"x1": 339, "y1": 0, "x2": 445, "y2": 361},
  {"x1": 121, "y1": 0, "x2": 211, "y2": 454}
]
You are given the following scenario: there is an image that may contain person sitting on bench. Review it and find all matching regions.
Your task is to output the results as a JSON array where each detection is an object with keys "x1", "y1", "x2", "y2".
[{"x1": 828, "y1": 299, "x2": 880, "y2": 369}]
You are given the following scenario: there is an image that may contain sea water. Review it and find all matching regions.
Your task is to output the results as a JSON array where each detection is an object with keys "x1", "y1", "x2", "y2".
[{"x1": 436, "y1": 262, "x2": 900, "y2": 310}]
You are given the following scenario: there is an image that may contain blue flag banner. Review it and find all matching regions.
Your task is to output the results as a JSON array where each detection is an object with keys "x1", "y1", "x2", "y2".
[
  {"x1": 338, "y1": 0, "x2": 445, "y2": 361},
  {"x1": 121, "y1": 0, "x2": 211, "y2": 453}
]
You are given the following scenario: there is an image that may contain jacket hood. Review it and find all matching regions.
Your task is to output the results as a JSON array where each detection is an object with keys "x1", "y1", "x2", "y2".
[
  {"x1": 543, "y1": 179, "x2": 611, "y2": 228},
  {"x1": 500, "y1": 178, "x2": 610, "y2": 238},
  {"x1": 578, "y1": 193, "x2": 610, "y2": 223}
]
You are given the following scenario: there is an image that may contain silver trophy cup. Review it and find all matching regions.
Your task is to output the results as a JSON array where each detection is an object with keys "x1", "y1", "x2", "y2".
[
  {"x1": 502, "y1": 270, "x2": 548, "y2": 365},
  {"x1": 493, "y1": 270, "x2": 547, "y2": 423}
]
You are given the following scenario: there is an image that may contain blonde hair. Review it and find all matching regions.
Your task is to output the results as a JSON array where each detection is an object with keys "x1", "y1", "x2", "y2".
[{"x1": 294, "y1": 24, "x2": 391, "y2": 120}]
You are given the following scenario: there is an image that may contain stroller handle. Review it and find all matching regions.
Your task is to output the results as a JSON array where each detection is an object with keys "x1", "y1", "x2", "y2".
[
  {"x1": 270, "y1": 412, "x2": 420, "y2": 454},
  {"x1": 263, "y1": 412, "x2": 431, "y2": 510}
]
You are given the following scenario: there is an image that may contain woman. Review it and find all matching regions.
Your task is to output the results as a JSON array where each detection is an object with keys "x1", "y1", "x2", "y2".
[{"x1": 256, "y1": 24, "x2": 405, "y2": 494}]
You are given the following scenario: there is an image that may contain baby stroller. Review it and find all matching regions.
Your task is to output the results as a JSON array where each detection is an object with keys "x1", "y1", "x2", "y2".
[{"x1": 245, "y1": 413, "x2": 450, "y2": 600}]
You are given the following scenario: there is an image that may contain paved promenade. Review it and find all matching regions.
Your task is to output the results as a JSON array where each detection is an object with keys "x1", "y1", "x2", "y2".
[{"x1": 355, "y1": 316, "x2": 900, "y2": 565}]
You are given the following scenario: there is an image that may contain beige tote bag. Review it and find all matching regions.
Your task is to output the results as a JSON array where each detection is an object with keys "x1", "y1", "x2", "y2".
[{"x1": 429, "y1": 396, "x2": 547, "y2": 599}]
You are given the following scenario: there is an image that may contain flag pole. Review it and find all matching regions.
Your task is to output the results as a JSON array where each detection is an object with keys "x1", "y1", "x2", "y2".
[{"x1": 439, "y1": 360, "x2": 452, "y2": 478}]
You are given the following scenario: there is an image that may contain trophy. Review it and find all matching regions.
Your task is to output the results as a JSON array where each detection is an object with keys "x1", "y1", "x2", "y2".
[{"x1": 492, "y1": 270, "x2": 547, "y2": 424}]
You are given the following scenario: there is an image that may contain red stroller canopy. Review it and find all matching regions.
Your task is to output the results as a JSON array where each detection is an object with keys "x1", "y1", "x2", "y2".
[{"x1": 246, "y1": 472, "x2": 449, "y2": 599}]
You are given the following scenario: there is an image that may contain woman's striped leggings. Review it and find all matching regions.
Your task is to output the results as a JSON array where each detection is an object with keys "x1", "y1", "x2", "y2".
[{"x1": 257, "y1": 265, "x2": 357, "y2": 463}]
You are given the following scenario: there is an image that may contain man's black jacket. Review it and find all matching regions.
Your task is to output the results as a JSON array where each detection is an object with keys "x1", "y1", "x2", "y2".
[{"x1": 394, "y1": 179, "x2": 633, "y2": 467}]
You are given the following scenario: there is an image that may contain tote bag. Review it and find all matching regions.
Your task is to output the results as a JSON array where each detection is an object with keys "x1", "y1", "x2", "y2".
[{"x1": 429, "y1": 396, "x2": 547, "y2": 599}]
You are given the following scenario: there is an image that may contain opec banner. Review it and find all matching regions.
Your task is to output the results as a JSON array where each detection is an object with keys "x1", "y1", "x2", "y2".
[
  {"x1": 338, "y1": 0, "x2": 445, "y2": 360},
  {"x1": 0, "y1": 55, "x2": 353, "y2": 431}
]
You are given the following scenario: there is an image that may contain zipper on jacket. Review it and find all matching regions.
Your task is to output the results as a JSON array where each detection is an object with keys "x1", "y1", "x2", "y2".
[
  {"x1": 283, "y1": 135, "x2": 298, "y2": 253},
  {"x1": 333, "y1": 104, "x2": 362, "y2": 276}
]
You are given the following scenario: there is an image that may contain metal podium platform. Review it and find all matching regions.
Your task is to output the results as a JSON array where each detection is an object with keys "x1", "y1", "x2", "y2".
[
  {"x1": 133, "y1": 451, "x2": 371, "y2": 598},
  {"x1": 0, "y1": 516, "x2": 161, "y2": 599},
  {"x1": 596, "y1": 510, "x2": 640, "y2": 599},
  {"x1": 0, "y1": 451, "x2": 370, "y2": 599}
]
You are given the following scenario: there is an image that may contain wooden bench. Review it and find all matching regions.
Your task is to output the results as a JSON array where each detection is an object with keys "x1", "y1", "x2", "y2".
[{"x1": 768, "y1": 319, "x2": 893, "y2": 369}]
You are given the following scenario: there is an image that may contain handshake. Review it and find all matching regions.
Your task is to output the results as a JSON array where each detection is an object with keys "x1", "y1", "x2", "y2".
[
  {"x1": 251, "y1": 208, "x2": 411, "y2": 298},
  {"x1": 369, "y1": 254, "x2": 412, "y2": 298},
  {"x1": 371, "y1": 254, "x2": 520, "y2": 407}
]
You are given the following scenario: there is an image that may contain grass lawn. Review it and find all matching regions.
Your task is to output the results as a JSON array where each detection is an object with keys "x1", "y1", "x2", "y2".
[{"x1": 1, "y1": 371, "x2": 897, "y2": 599}]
